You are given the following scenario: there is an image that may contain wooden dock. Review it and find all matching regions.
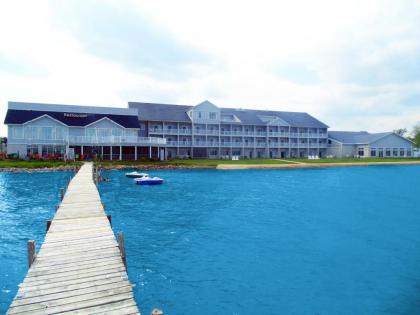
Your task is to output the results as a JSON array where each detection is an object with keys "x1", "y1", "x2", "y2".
[{"x1": 7, "y1": 162, "x2": 140, "y2": 315}]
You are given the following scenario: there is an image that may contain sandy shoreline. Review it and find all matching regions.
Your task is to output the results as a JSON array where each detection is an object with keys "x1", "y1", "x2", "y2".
[{"x1": 216, "y1": 161, "x2": 420, "y2": 169}]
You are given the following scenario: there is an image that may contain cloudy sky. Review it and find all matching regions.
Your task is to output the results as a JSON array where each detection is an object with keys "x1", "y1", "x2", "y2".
[{"x1": 0, "y1": 0, "x2": 420, "y2": 136}]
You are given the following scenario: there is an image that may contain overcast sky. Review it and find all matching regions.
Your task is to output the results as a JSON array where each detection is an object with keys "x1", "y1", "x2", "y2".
[{"x1": 1, "y1": 0, "x2": 420, "y2": 136}]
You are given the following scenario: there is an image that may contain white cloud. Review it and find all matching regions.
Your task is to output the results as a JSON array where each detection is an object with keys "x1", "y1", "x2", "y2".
[{"x1": 0, "y1": 0, "x2": 419, "y2": 136}]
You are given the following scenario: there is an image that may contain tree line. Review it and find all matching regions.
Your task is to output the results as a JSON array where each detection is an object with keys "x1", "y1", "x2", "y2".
[{"x1": 393, "y1": 123, "x2": 420, "y2": 147}]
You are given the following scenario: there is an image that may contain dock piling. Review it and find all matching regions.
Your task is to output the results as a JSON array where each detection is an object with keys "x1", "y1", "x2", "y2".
[
  {"x1": 46, "y1": 220, "x2": 52, "y2": 231},
  {"x1": 60, "y1": 188, "x2": 65, "y2": 201},
  {"x1": 27, "y1": 240, "x2": 36, "y2": 268},
  {"x1": 118, "y1": 231, "x2": 127, "y2": 268}
]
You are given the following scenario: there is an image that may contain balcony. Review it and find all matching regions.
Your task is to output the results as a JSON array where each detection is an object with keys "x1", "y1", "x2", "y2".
[
  {"x1": 67, "y1": 136, "x2": 166, "y2": 146},
  {"x1": 194, "y1": 129, "x2": 207, "y2": 135},
  {"x1": 150, "y1": 128, "x2": 193, "y2": 135},
  {"x1": 207, "y1": 129, "x2": 219, "y2": 135}
]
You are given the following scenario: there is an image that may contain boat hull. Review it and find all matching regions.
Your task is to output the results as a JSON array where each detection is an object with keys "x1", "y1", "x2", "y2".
[{"x1": 136, "y1": 179, "x2": 164, "y2": 185}]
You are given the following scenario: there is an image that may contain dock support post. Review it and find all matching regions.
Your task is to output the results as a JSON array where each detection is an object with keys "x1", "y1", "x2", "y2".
[
  {"x1": 117, "y1": 232, "x2": 127, "y2": 268},
  {"x1": 27, "y1": 240, "x2": 36, "y2": 268},
  {"x1": 151, "y1": 309, "x2": 164, "y2": 315},
  {"x1": 55, "y1": 205, "x2": 59, "y2": 212},
  {"x1": 107, "y1": 214, "x2": 112, "y2": 226},
  {"x1": 60, "y1": 188, "x2": 65, "y2": 201},
  {"x1": 46, "y1": 220, "x2": 52, "y2": 231}
]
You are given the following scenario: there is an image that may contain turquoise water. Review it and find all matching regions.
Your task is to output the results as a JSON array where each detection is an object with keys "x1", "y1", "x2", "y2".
[
  {"x1": 98, "y1": 166, "x2": 420, "y2": 315},
  {"x1": 0, "y1": 171, "x2": 74, "y2": 313},
  {"x1": 1, "y1": 166, "x2": 420, "y2": 314}
]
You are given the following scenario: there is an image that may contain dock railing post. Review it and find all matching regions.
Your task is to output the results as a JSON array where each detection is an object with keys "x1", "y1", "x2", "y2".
[
  {"x1": 27, "y1": 240, "x2": 36, "y2": 268},
  {"x1": 117, "y1": 232, "x2": 127, "y2": 268}
]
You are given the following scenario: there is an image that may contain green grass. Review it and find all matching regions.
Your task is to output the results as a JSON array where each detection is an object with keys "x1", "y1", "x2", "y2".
[
  {"x1": 292, "y1": 157, "x2": 420, "y2": 164},
  {"x1": 0, "y1": 160, "x2": 82, "y2": 169},
  {"x1": 97, "y1": 158, "x2": 292, "y2": 167}
]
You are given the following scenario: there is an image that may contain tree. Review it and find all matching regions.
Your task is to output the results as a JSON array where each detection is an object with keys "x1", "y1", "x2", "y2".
[
  {"x1": 393, "y1": 128, "x2": 407, "y2": 136},
  {"x1": 411, "y1": 123, "x2": 420, "y2": 148}
]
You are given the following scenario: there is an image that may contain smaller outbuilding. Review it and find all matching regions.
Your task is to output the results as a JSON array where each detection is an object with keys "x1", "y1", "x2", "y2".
[{"x1": 327, "y1": 131, "x2": 415, "y2": 158}]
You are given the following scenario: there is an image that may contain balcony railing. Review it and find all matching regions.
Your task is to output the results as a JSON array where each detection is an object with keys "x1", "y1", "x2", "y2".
[
  {"x1": 149, "y1": 128, "x2": 328, "y2": 138},
  {"x1": 67, "y1": 136, "x2": 167, "y2": 145},
  {"x1": 11, "y1": 136, "x2": 167, "y2": 146},
  {"x1": 164, "y1": 140, "x2": 329, "y2": 148}
]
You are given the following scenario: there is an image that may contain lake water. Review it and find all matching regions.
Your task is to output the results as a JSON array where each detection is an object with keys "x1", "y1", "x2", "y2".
[
  {"x1": 0, "y1": 171, "x2": 74, "y2": 313},
  {"x1": 1, "y1": 166, "x2": 420, "y2": 314}
]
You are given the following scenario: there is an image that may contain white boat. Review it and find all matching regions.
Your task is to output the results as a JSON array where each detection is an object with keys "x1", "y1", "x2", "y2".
[
  {"x1": 134, "y1": 176, "x2": 164, "y2": 185},
  {"x1": 125, "y1": 171, "x2": 149, "y2": 178}
]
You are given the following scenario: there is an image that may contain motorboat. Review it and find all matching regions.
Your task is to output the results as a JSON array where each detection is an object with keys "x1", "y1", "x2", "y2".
[
  {"x1": 125, "y1": 171, "x2": 149, "y2": 178},
  {"x1": 134, "y1": 176, "x2": 164, "y2": 185}
]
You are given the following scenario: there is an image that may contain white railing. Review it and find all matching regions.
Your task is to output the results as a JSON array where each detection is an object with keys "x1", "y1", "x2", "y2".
[{"x1": 67, "y1": 136, "x2": 166, "y2": 145}]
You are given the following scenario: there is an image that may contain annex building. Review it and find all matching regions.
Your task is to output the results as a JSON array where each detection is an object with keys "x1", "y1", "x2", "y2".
[
  {"x1": 4, "y1": 100, "x2": 415, "y2": 160},
  {"x1": 327, "y1": 131, "x2": 414, "y2": 158}
]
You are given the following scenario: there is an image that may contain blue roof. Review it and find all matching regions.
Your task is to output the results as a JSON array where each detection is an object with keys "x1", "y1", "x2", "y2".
[
  {"x1": 129, "y1": 102, "x2": 192, "y2": 122},
  {"x1": 5, "y1": 109, "x2": 140, "y2": 128},
  {"x1": 129, "y1": 101, "x2": 329, "y2": 128},
  {"x1": 328, "y1": 131, "x2": 392, "y2": 144}
]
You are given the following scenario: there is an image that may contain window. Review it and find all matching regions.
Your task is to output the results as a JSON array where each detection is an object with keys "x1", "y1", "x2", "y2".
[
  {"x1": 370, "y1": 149, "x2": 376, "y2": 157},
  {"x1": 385, "y1": 149, "x2": 391, "y2": 157},
  {"x1": 209, "y1": 112, "x2": 217, "y2": 120},
  {"x1": 40, "y1": 127, "x2": 53, "y2": 140},
  {"x1": 393, "y1": 148, "x2": 398, "y2": 156},
  {"x1": 198, "y1": 112, "x2": 202, "y2": 119},
  {"x1": 11, "y1": 126, "x2": 23, "y2": 139},
  {"x1": 407, "y1": 150, "x2": 412, "y2": 157},
  {"x1": 400, "y1": 149, "x2": 405, "y2": 156}
]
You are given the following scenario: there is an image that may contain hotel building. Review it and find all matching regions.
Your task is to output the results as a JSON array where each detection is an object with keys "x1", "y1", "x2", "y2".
[
  {"x1": 4, "y1": 100, "x2": 415, "y2": 160},
  {"x1": 129, "y1": 100, "x2": 329, "y2": 159}
]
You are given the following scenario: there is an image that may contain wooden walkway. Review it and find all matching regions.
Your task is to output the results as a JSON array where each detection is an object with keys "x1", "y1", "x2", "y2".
[{"x1": 7, "y1": 162, "x2": 140, "y2": 315}]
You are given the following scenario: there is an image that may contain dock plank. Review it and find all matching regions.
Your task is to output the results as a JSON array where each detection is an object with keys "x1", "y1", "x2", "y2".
[{"x1": 7, "y1": 163, "x2": 140, "y2": 314}]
